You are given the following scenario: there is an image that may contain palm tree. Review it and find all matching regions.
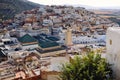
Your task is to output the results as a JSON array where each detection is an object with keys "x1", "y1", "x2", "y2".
[{"x1": 60, "y1": 51, "x2": 113, "y2": 80}]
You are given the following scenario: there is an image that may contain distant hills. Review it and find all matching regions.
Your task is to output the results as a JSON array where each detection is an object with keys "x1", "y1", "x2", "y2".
[
  {"x1": 90, "y1": 9, "x2": 120, "y2": 25},
  {"x1": 73, "y1": 4, "x2": 120, "y2": 10},
  {"x1": 0, "y1": 0, "x2": 41, "y2": 20}
]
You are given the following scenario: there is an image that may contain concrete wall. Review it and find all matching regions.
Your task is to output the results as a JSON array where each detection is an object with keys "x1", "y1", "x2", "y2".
[
  {"x1": 47, "y1": 75, "x2": 61, "y2": 80},
  {"x1": 41, "y1": 46, "x2": 61, "y2": 51},
  {"x1": 22, "y1": 44, "x2": 38, "y2": 50},
  {"x1": 106, "y1": 27, "x2": 120, "y2": 80},
  {"x1": 41, "y1": 71, "x2": 61, "y2": 80}
]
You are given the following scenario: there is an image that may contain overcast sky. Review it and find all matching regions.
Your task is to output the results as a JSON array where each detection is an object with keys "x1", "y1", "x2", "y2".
[{"x1": 28, "y1": 0, "x2": 120, "y2": 8}]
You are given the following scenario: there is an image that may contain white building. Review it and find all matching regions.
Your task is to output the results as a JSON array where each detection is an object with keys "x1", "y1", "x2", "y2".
[
  {"x1": 54, "y1": 9, "x2": 63, "y2": 14},
  {"x1": 58, "y1": 32, "x2": 106, "y2": 46},
  {"x1": 106, "y1": 27, "x2": 120, "y2": 80},
  {"x1": 7, "y1": 51, "x2": 30, "y2": 60},
  {"x1": 73, "y1": 35, "x2": 106, "y2": 45},
  {"x1": 43, "y1": 19, "x2": 53, "y2": 26}
]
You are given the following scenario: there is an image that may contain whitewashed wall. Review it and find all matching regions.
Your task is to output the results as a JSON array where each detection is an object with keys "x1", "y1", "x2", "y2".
[{"x1": 106, "y1": 27, "x2": 120, "y2": 80}]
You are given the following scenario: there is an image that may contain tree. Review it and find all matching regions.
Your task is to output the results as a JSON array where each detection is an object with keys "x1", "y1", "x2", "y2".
[{"x1": 60, "y1": 51, "x2": 113, "y2": 80}]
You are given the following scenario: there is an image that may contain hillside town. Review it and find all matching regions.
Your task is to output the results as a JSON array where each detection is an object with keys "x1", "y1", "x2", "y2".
[{"x1": 0, "y1": 5, "x2": 119, "y2": 80}]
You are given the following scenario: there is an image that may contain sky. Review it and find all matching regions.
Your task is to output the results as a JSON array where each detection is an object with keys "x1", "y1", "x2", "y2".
[{"x1": 28, "y1": 0, "x2": 120, "y2": 9}]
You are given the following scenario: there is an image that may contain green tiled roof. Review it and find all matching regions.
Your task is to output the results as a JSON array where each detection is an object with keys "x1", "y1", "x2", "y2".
[
  {"x1": 0, "y1": 50, "x2": 6, "y2": 58},
  {"x1": 18, "y1": 34, "x2": 37, "y2": 43},
  {"x1": 39, "y1": 42, "x2": 59, "y2": 48},
  {"x1": 33, "y1": 34, "x2": 60, "y2": 48},
  {"x1": 46, "y1": 36, "x2": 59, "y2": 41}
]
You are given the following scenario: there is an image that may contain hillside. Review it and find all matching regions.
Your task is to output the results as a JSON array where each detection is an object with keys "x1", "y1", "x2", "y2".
[
  {"x1": 90, "y1": 9, "x2": 120, "y2": 25},
  {"x1": 0, "y1": 0, "x2": 40, "y2": 20},
  {"x1": 11, "y1": 5, "x2": 119, "y2": 37}
]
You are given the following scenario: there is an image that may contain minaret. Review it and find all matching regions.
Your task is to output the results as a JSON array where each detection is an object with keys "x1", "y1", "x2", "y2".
[{"x1": 65, "y1": 28, "x2": 73, "y2": 46}]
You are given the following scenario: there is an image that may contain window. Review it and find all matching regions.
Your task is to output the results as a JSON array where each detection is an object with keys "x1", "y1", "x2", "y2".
[{"x1": 110, "y1": 39, "x2": 112, "y2": 45}]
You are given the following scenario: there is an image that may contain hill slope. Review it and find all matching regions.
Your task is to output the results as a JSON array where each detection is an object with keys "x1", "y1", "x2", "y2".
[{"x1": 0, "y1": 0, "x2": 40, "y2": 20}]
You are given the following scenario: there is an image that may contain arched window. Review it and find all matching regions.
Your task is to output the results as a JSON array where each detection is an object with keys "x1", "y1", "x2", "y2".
[{"x1": 110, "y1": 39, "x2": 112, "y2": 45}]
